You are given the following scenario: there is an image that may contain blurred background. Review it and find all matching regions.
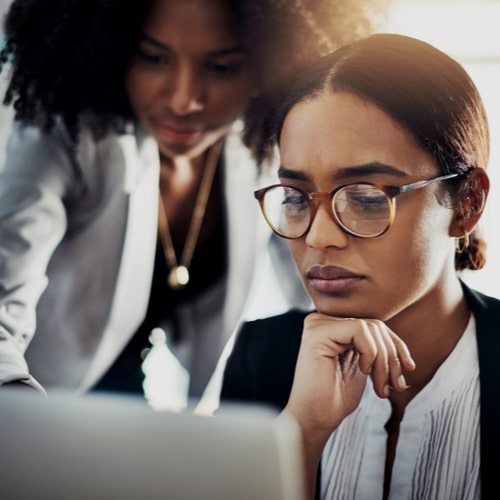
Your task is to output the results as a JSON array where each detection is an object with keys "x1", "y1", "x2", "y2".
[
  {"x1": 383, "y1": 0, "x2": 500, "y2": 299},
  {"x1": 1, "y1": 0, "x2": 499, "y2": 298},
  {"x1": 0, "y1": 0, "x2": 13, "y2": 168}
]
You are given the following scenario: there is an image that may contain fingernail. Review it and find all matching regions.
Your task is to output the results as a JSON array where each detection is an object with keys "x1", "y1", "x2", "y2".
[
  {"x1": 397, "y1": 375, "x2": 407, "y2": 390},
  {"x1": 407, "y1": 356, "x2": 416, "y2": 370},
  {"x1": 383, "y1": 384, "x2": 390, "y2": 397}
]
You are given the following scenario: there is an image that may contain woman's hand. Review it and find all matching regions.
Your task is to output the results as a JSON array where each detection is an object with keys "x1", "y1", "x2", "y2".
[{"x1": 282, "y1": 313, "x2": 415, "y2": 496}]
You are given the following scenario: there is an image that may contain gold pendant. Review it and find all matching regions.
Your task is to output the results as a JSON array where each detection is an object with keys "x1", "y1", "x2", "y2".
[{"x1": 168, "y1": 265, "x2": 190, "y2": 289}]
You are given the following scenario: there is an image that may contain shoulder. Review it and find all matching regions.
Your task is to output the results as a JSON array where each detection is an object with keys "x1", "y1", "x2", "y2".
[
  {"x1": 462, "y1": 282, "x2": 500, "y2": 321},
  {"x1": 464, "y1": 284, "x2": 500, "y2": 486},
  {"x1": 238, "y1": 309, "x2": 310, "y2": 342},
  {"x1": 232, "y1": 309, "x2": 310, "y2": 366},
  {"x1": 1, "y1": 122, "x2": 81, "y2": 194},
  {"x1": 462, "y1": 282, "x2": 500, "y2": 367},
  {"x1": 3, "y1": 117, "x2": 97, "y2": 175},
  {"x1": 221, "y1": 309, "x2": 311, "y2": 409}
]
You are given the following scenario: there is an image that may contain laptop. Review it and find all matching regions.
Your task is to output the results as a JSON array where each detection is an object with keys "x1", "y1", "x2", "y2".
[{"x1": 0, "y1": 390, "x2": 305, "y2": 500}]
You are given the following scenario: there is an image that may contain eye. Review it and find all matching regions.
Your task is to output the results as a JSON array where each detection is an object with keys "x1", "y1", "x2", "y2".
[
  {"x1": 135, "y1": 48, "x2": 171, "y2": 66},
  {"x1": 282, "y1": 188, "x2": 308, "y2": 213},
  {"x1": 208, "y1": 61, "x2": 242, "y2": 77},
  {"x1": 207, "y1": 53, "x2": 248, "y2": 77},
  {"x1": 345, "y1": 185, "x2": 388, "y2": 208}
]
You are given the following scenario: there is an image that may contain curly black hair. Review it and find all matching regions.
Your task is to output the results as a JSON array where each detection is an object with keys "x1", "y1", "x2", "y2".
[{"x1": 0, "y1": 0, "x2": 388, "y2": 163}]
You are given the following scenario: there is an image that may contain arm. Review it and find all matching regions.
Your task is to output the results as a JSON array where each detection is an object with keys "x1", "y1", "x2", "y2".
[
  {"x1": 283, "y1": 313, "x2": 415, "y2": 499},
  {"x1": 221, "y1": 311, "x2": 415, "y2": 500},
  {"x1": 0, "y1": 123, "x2": 80, "y2": 391}
]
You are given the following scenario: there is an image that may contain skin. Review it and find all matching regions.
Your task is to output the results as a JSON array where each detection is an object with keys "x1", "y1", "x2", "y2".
[
  {"x1": 277, "y1": 91, "x2": 486, "y2": 498},
  {"x1": 125, "y1": 0, "x2": 254, "y2": 262},
  {"x1": 126, "y1": 0, "x2": 253, "y2": 161}
]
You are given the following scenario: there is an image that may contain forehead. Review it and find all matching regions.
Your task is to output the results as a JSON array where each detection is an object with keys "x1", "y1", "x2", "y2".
[
  {"x1": 143, "y1": 0, "x2": 241, "y2": 52},
  {"x1": 280, "y1": 91, "x2": 437, "y2": 180}
]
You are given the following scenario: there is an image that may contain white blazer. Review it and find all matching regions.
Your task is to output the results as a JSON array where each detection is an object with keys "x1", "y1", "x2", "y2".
[{"x1": 0, "y1": 120, "x2": 309, "y2": 396}]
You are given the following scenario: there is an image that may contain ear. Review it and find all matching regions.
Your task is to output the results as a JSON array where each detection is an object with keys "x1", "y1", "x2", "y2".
[{"x1": 450, "y1": 168, "x2": 490, "y2": 237}]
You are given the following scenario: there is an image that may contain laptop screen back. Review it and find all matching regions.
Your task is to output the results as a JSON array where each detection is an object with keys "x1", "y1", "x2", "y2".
[{"x1": 0, "y1": 391, "x2": 305, "y2": 500}]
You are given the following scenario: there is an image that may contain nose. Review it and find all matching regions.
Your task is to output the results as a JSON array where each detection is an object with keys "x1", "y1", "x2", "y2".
[
  {"x1": 167, "y1": 66, "x2": 205, "y2": 116},
  {"x1": 305, "y1": 203, "x2": 349, "y2": 249}
]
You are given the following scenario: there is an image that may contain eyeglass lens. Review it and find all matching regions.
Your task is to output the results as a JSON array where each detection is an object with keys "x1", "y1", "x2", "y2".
[{"x1": 261, "y1": 185, "x2": 392, "y2": 238}]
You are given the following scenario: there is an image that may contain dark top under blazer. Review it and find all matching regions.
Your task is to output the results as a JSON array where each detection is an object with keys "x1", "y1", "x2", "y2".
[{"x1": 221, "y1": 283, "x2": 500, "y2": 499}]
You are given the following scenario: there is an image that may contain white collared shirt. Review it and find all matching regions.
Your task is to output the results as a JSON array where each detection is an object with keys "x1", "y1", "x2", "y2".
[{"x1": 321, "y1": 315, "x2": 480, "y2": 500}]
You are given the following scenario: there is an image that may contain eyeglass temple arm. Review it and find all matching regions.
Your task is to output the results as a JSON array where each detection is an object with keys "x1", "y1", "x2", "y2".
[{"x1": 393, "y1": 173, "x2": 461, "y2": 195}]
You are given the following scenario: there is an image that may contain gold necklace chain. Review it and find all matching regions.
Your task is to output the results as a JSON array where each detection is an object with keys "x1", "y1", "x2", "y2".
[{"x1": 158, "y1": 140, "x2": 223, "y2": 290}]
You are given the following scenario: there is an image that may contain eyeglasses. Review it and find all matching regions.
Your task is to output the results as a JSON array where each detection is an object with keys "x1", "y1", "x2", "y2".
[{"x1": 254, "y1": 173, "x2": 461, "y2": 239}]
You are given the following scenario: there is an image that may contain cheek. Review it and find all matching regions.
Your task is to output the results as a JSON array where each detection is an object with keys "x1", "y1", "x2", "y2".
[
  {"x1": 210, "y1": 98, "x2": 249, "y2": 124},
  {"x1": 208, "y1": 80, "x2": 252, "y2": 119},
  {"x1": 124, "y1": 67, "x2": 156, "y2": 112},
  {"x1": 375, "y1": 201, "x2": 454, "y2": 288},
  {"x1": 124, "y1": 68, "x2": 143, "y2": 111}
]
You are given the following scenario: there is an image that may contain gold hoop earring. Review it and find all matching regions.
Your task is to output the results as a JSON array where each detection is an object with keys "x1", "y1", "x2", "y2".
[{"x1": 455, "y1": 231, "x2": 471, "y2": 254}]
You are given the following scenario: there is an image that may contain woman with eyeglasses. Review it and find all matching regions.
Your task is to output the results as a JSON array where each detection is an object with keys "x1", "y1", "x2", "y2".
[
  {"x1": 221, "y1": 34, "x2": 500, "y2": 499},
  {"x1": 0, "y1": 0, "x2": 383, "y2": 406}
]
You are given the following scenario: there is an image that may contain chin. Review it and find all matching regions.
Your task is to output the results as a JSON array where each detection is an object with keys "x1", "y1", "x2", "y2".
[
  {"x1": 161, "y1": 133, "x2": 227, "y2": 160},
  {"x1": 157, "y1": 141, "x2": 201, "y2": 159},
  {"x1": 311, "y1": 294, "x2": 362, "y2": 319},
  {"x1": 311, "y1": 297, "x2": 345, "y2": 317}
]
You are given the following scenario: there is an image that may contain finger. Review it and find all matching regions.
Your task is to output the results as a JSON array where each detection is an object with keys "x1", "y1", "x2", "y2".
[
  {"x1": 304, "y1": 314, "x2": 374, "y2": 361},
  {"x1": 342, "y1": 320, "x2": 377, "y2": 375},
  {"x1": 387, "y1": 330, "x2": 416, "y2": 392},
  {"x1": 370, "y1": 321, "x2": 416, "y2": 395},
  {"x1": 388, "y1": 330, "x2": 416, "y2": 372},
  {"x1": 305, "y1": 313, "x2": 415, "y2": 399},
  {"x1": 320, "y1": 317, "x2": 382, "y2": 378},
  {"x1": 383, "y1": 328, "x2": 408, "y2": 393},
  {"x1": 366, "y1": 322, "x2": 391, "y2": 398}
]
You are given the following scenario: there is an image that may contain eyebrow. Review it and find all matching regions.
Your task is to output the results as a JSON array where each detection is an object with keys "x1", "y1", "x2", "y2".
[
  {"x1": 140, "y1": 32, "x2": 245, "y2": 57},
  {"x1": 278, "y1": 162, "x2": 408, "y2": 182}
]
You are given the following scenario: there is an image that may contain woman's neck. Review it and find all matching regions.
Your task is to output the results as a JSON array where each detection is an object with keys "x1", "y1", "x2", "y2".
[
  {"x1": 387, "y1": 275, "x2": 470, "y2": 404},
  {"x1": 158, "y1": 147, "x2": 221, "y2": 248},
  {"x1": 382, "y1": 276, "x2": 470, "y2": 496},
  {"x1": 159, "y1": 150, "x2": 207, "y2": 178}
]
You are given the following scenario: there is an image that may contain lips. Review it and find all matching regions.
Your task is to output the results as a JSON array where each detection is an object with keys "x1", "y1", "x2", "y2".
[
  {"x1": 152, "y1": 119, "x2": 204, "y2": 144},
  {"x1": 306, "y1": 265, "x2": 364, "y2": 293}
]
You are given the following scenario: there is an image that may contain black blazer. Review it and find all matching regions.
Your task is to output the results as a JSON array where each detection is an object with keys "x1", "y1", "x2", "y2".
[{"x1": 221, "y1": 283, "x2": 500, "y2": 499}]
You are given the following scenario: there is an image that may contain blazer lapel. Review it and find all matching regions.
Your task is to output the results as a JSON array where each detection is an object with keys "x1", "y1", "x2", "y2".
[
  {"x1": 220, "y1": 129, "x2": 274, "y2": 349},
  {"x1": 78, "y1": 132, "x2": 160, "y2": 391}
]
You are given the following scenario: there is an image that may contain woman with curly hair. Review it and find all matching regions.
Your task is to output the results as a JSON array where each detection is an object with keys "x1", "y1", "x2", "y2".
[{"x1": 0, "y1": 0, "x2": 385, "y2": 408}]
